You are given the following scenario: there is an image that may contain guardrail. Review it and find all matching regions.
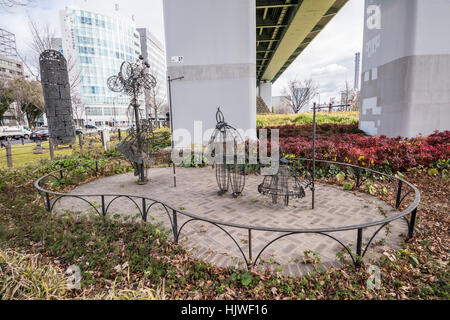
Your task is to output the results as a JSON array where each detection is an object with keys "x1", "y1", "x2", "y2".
[{"x1": 34, "y1": 157, "x2": 420, "y2": 269}]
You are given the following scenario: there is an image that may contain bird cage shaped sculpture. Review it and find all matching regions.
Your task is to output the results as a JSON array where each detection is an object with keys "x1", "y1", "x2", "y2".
[
  {"x1": 39, "y1": 50, "x2": 76, "y2": 145},
  {"x1": 258, "y1": 158, "x2": 306, "y2": 206},
  {"x1": 208, "y1": 108, "x2": 245, "y2": 197}
]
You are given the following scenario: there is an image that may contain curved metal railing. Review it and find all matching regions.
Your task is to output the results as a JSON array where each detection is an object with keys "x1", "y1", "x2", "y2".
[{"x1": 34, "y1": 157, "x2": 420, "y2": 269}]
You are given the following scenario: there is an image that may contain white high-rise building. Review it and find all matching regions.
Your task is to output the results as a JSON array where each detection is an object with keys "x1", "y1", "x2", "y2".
[
  {"x1": 59, "y1": 4, "x2": 143, "y2": 127},
  {"x1": 137, "y1": 28, "x2": 167, "y2": 119}
]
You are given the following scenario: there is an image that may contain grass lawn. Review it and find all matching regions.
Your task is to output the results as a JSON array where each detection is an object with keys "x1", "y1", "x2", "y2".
[
  {"x1": 0, "y1": 137, "x2": 122, "y2": 169},
  {"x1": 256, "y1": 111, "x2": 359, "y2": 127},
  {"x1": 0, "y1": 141, "x2": 75, "y2": 169}
]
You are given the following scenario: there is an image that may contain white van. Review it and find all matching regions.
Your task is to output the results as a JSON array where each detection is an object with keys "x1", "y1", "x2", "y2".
[{"x1": 0, "y1": 126, "x2": 33, "y2": 140}]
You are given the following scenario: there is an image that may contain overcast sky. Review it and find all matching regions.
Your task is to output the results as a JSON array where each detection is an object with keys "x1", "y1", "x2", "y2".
[{"x1": 0, "y1": 0, "x2": 364, "y2": 103}]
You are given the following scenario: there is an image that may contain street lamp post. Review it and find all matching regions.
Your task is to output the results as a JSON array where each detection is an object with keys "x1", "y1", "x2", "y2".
[{"x1": 167, "y1": 75, "x2": 184, "y2": 188}]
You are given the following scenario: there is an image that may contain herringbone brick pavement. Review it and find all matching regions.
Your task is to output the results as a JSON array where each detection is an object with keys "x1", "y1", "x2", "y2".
[{"x1": 57, "y1": 167, "x2": 407, "y2": 276}]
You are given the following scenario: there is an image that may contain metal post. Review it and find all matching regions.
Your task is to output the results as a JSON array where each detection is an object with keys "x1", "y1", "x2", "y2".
[
  {"x1": 167, "y1": 76, "x2": 184, "y2": 188},
  {"x1": 101, "y1": 195, "x2": 106, "y2": 217},
  {"x1": 45, "y1": 192, "x2": 51, "y2": 213},
  {"x1": 356, "y1": 228, "x2": 363, "y2": 267},
  {"x1": 172, "y1": 209, "x2": 178, "y2": 243},
  {"x1": 248, "y1": 229, "x2": 253, "y2": 265},
  {"x1": 78, "y1": 133, "x2": 83, "y2": 152},
  {"x1": 6, "y1": 143, "x2": 12, "y2": 168},
  {"x1": 312, "y1": 102, "x2": 316, "y2": 209},
  {"x1": 49, "y1": 139, "x2": 54, "y2": 161},
  {"x1": 356, "y1": 167, "x2": 360, "y2": 188},
  {"x1": 118, "y1": 128, "x2": 121, "y2": 141},
  {"x1": 142, "y1": 198, "x2": 147, "y2": 222},
  {"x1": 395, "y1": 180, "x2": 403, "y2": 209},
  {"x1": 133, "y1": 91, "x2": 146, "y2": 185},
  {"x1": 408, "y1": 208, "x2": 418, "y2": 239},
  {"x1": 168, "y1": 76, "x2": 176, "y2": 188}
]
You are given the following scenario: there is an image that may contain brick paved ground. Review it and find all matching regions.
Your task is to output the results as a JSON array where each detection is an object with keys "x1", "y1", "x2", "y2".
[{"x1": 56, "y1": 167, "x2": 407, "y2": 276}]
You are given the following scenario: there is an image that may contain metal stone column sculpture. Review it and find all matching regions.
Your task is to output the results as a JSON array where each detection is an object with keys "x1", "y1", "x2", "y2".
[
  {"x1": 208, "y1": 108, "x2": 245, "y2": 197},
  {"x1": 107, "y1": 55, "x2": 157, "y2": 184},
  {"x1": 39, "y1": 50, "x2": 76, "y2": 145}
]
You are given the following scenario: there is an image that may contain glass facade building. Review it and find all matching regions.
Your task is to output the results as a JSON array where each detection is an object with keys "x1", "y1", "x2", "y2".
[
  {"x1": 59, "y1": 6, "x2": 143, "y2": 126},
  {"x1": 137, "y1": 28, "x2": 167, "y2": 119}
]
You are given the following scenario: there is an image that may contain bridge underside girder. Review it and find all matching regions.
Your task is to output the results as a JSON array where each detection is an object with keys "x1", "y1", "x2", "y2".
[{"x1": 256, "y1": 0, "x2": 348, "y2": 83}]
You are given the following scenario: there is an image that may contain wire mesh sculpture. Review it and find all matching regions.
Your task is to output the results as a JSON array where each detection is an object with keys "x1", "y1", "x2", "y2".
[
  {"x1": 258, "y1": 158, "x2": 307, "y2": 206},
  {"x1": 208, "y1": 108, "x2": 245, "y2": 197},
  {"x1": 39, "y1": 50, "x2": 76, "y2": 145},
  {"x1": 107, "y1": 55, "x2": 157, "y2": 184},
  {"x1": 118, "y1": 121, "x2": 170, "y2": 180}
]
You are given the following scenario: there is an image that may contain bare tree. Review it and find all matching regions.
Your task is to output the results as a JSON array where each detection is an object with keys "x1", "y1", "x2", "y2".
[
  {"x1": 13, "y1": 16, "x2": 56, "y2": 81},
  {"x1": 71, "y1": 93, "x2": 86, "y2": 128},
  {"x1": 340, "y1": 80, "x2": 357, "y2": 111},
  {"x1": 274, "y1": 98, "x2": 292, "y2": 114},
  {"x1": 283, "y1": 78, "x2": 318, "y2": 113},
  {"x1": 14, "y1": 16, "x2": 82, "y2": 128},
  {"x1": 352, "y1": 90, "x2": 360, "y2": 111},
  {"x1": 0, "y1": 0, "x2": 29, "y2": 10},
  {"x1": 17, "y1": 16, "x2": 80, "y2": 90}
]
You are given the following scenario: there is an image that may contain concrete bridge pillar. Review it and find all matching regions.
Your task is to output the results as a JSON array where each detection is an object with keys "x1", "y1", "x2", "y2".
[
  {"x1": 163, "y1": 0, "x2": 256, "y2": 146},
  {"x1": 360, "y1": 0, "x2": 450, "y2": 137},
  {"x1": 258, "y1": 81, "x2": 272, "y2": 111}
]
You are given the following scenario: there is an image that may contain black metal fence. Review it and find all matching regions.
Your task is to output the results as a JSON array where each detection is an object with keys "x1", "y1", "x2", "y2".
[{"x1": 34, "y1": 157, "x2": 420, "y2": 269}]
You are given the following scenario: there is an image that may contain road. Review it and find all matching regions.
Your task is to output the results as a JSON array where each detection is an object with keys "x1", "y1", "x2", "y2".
[{"x1": 1, "y1": 139, "x2": 35, "y2": 146}]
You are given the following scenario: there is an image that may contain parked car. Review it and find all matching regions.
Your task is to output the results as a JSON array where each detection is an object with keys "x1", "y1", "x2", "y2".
[
  {"x1": 0, "y1": 126, "x2": 32, "y2": 140},
  {"x1": 30, "y1": 130, "x2": 49, "y2": 141},
  {"x1": 85, "y1": 125, "x2": 97, "y2": 130}
]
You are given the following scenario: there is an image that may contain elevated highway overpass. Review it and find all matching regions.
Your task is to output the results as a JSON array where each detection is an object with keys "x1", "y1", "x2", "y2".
[
  {"x1": 255, "y1": 0, "x2": 348, "y2": 107},
  {"x1": 256, "y1": 0, "x2": 348, "y2": 83}
]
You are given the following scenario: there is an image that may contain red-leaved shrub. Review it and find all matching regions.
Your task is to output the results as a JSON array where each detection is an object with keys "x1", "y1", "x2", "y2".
[{"x1": 271, "y1": 125, "x2": 449, "y2": 172}]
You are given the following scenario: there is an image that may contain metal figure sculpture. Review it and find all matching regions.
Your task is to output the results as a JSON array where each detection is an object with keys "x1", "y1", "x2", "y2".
[
  {"x1": 208, "y1": 108, "x2": 245, "y2": 197},
  {"x1": 258, "y1": 158, "x2": 306, "y2": 206},
  {"x1": 118, "y1": 121, "x2": 170, "y2": 181},
  {"x1": 39, "y1": 50, "x2": 76, "y2": 145},
  {"x1": 107, "y1": 55, "x2": 157, "y2": 184}
]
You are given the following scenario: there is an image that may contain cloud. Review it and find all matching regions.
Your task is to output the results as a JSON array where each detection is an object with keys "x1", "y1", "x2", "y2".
[{"x1": 311, "y1": 63, "x2": 348, "y2": 76}]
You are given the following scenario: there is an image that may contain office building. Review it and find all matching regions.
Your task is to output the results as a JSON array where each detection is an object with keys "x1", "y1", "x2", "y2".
[
  {"x1": 0, "y1": 54, "x2": 23, "y2": 81},
  {"x1": 137, "y1": 28, "x2": 167, "y2": 119},
  {"x1": 59, "y1": 5, "x2": 143, "y2": 127},
  {"x1": 0, "y1": 28, "x2": 23, "y2": 81}
]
